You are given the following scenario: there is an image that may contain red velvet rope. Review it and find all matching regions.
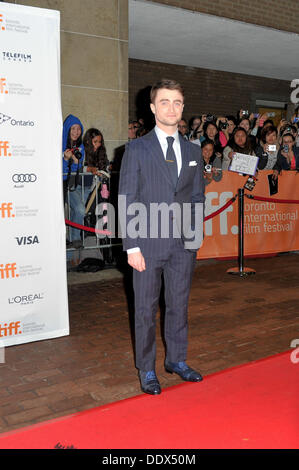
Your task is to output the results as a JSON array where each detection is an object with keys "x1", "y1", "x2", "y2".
[
  {"x1": 203, "y1": 195, "x2": 237, "y2": 221},
  {"x1": 65, "y1": 219, "x2": 112, "y2": 236},
  {"x1": 246, "y1": 195, "x2": 299, "y2": 204}
]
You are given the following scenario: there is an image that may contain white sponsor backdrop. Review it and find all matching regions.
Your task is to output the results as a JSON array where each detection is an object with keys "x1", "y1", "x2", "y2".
[{"x1": 0, "y1": 3, "x2": 69, "y2": 346}]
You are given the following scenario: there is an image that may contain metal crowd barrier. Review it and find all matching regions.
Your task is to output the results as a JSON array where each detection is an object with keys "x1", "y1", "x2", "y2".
[{"x1": 63, "y1": 170, "x2": 122, "y2": 253}]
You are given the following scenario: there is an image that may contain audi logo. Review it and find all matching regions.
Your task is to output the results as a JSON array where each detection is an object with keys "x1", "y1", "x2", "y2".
[{"x1": 12, "y1": 174, "x2": 37, "y2": 183}]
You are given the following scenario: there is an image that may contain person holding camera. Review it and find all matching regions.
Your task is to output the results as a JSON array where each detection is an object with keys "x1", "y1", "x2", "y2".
[
  {"x1": 222, "y1": 126, "x2": 256, "y2": 170},
  {"x1": 273, "y1": 133, "x2": 299, "y2": 179},
  {"x1": 201, "y1": 139, "x2": 222, "y2": 186},
  {"x1": 255, "y1": 125, "x2": 279, "y2": 170},
  {"x1": 201, "y1": 120, "x2": 226, "y2": 157},
  {"x1": 63, "y1": 114, "x2": 85, "y2": 248}
]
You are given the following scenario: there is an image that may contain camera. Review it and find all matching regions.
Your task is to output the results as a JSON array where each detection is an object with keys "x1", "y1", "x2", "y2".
[
  {"x1": 72, "y1": 147, "x2": 82, "y2": 160},
  {"x1": 268, "y1": 145, "x2": 276, "y2": 151},
  {"x1": 219, "y1": 121, "x2": 228, "y2": 130},
  {"x1": 283, "y1": 144, "x2": 289, "y2": 153},
  {"x1": 205, "y1": 164, "x2": 212, "y2": 173},
  {"x1": 267, "y1": 112, "x2": 276, "y2": 117},
  {"x1": 242, "y1": 110, "x2": 249, "y2": 116},
  {"x1": 206, "y1": 114, "x2": 216, "y2": 122}
]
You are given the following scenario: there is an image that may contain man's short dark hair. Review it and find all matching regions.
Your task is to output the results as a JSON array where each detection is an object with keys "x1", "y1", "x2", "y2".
[{"x1": 150, "y1": 79, "x2": 184, "y2": 104}]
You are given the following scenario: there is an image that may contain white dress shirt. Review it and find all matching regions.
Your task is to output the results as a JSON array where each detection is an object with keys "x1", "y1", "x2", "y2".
[{"x1": 127, "y1": 125, "x2": 182, "y2": 254}]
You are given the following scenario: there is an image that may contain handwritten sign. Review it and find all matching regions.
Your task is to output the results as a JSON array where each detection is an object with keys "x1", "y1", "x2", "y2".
[{"x1": 229, "y1": 153, "x2": 259, "y2": 176}]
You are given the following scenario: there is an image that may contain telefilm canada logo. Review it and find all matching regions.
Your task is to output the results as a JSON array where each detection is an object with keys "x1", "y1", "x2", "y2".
[
  {"x1": 0, "y1": 112, "x2": 35, "y2": 127},
  {"x1": 2, "y1": 51, "x2": 32, "y2": 63}
]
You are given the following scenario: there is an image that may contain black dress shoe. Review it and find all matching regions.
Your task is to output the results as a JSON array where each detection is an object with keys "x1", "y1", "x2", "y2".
[
  {"x1": 139, "y1": 370, "x2": 161, "y2": 395},
  {"x1": 165, "y1": 361, "x2": 203, "y2": 382}
]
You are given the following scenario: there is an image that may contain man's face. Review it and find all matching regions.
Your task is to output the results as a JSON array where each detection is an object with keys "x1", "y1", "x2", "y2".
[
  {"x1": 150, "y1": 88, "x2": 184, "y2": 130},
  {"x1": 128, "y1": 123, "x2": 136, "y2": 139}
]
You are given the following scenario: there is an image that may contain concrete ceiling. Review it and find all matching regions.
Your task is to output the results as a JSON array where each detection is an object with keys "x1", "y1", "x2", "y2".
[{"x1": 129, "y1": 0, "x2": 299, "y2": 81}]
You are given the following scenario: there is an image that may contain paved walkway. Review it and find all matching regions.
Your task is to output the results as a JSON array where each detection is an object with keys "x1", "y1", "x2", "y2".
[{"x1": 0, "y1": 253, "x2": 298, "y2": 434}]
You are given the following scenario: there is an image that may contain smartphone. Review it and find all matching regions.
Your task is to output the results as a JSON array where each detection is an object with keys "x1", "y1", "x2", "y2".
[
  {"x1": 293, "y1": 117, "x2": 299, "y2": 123},
  {"x1": 268, "y1": 174, "x2": 278, "y2": 196},
  {"x1": 268, "y1": 145, "x2": 276, "y2": 151},
  {"x1": 283, "y1": 144, "x2": 289, "y2": 152},
  {"x1": 253, "y1": 113, "x2": 259, "y2": 118},
  {"x1": 267, "y1": 112, "x2": 276, "y2": 117}
]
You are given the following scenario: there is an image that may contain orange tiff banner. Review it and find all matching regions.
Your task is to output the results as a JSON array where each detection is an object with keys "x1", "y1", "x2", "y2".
[{"x1": 197, "y1": 171, "x2": 299, "y2": 259}]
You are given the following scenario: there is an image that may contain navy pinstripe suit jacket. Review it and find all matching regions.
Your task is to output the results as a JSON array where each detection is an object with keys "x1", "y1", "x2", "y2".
[{"x1": 118, "y1": 128, "x2": 205, "y2": 257}]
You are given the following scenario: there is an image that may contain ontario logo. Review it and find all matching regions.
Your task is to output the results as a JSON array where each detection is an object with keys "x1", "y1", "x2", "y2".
[
  {"x1": 0, "y1": 112, "x2": 11, "y2": 124},
  {"x1": 0, "y1": 112, "x2": 35, "y2": 127},
  {"x1": 0, "y1": 263, "x2": 19, "y2": 279},
  {"x1": 0, "y1": 322, "x2": 22, "y2": 338}
]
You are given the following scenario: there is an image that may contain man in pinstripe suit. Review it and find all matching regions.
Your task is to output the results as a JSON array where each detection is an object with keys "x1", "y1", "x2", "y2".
[{"x1": 118, "y1": 79, "x2": 205, "y2": 395}]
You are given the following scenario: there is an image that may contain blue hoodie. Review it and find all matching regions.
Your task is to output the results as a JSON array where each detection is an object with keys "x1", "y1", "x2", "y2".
[{"x1": 62, "y1": 114, "x2": 84, "y2": 180}]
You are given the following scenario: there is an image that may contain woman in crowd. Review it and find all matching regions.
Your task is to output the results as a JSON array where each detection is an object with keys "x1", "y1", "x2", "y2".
[
  {"x1": 201, "y1": 139, "x2": 222, "y2": 186},
  {"x1": 273, "y1": 133, "x2": 299, "y2": 178},
  {"x1": 255, "y1": 125, "x2": 279, "y2": 169},
  {"x1": 62, "y1": 114, "x2": 85, "y2": 248},
  {"x1": 83, "y1": 127, "x2": 110, "y2": 239},
  {"x1": 226, "y1": 115, "x2": 237, "y2": 138},
  {"x1": 201, "y1": 120, "x2": 227, "y2": 156},
  {"x1": 222, "y1": 126, "x2": 256, "y2": 170},
  {"x1": 239, "y1": 116, "x2": 257, "y2": 148},
  {"x1": 83, "y1": 127, "x2": 110, "y2": 210}
]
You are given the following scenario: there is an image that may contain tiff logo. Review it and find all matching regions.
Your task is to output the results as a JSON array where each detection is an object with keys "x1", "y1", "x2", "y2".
[
  {"x1": 0, "y1": 78, "x2": 8, "y2": 94},
  {"x1": 0, "y1": 203, "x2": 14, "y2": 218},
  {"x1": 0, "y1": 14, "x2": 5, "y2": 31},
  {"x1": 0, "y1": 263, "x2": 19, "y2": 279},
  {"x1": 0, "y1": 141, "x2": 11, "y2": 156},
  {"x1": 0, "y1": 322, "x2": 21, "y2": 337}
]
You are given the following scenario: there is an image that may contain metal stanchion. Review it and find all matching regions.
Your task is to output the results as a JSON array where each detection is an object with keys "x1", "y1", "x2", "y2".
[{"x1": 227, "y1": 187, "x2": 255, "y2": 276}]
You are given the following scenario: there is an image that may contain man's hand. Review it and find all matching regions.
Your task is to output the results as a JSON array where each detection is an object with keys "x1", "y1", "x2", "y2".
[{"x1": 128, "y1": 251, "x2": 146, "y2": 272}]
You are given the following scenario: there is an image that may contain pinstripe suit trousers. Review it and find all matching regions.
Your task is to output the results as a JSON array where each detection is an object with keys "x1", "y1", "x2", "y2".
[{"x1": 133, "y1": 238, "x2": 196, "y2": 371}]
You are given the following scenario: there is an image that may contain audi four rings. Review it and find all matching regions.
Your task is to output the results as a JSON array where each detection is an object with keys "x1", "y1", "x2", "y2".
[{"x1": 12, "y1": 174, "x2": 37, "y2": 183}]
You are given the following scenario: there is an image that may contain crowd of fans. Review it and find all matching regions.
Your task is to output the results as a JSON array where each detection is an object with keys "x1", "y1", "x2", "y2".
[
  {"x1": 62, "y1": 106, "x2": 299, "y2": 249},
  {"x1": 62, "y1": 114, "x2": 110, "y2": 248},
  {"x1": 128, "y1": 107, "x2": 299, "y2": 186}
]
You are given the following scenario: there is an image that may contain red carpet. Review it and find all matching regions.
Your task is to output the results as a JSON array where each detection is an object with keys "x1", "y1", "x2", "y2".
[{"x1": 0, "y1": 351, "x2": 297, "y2": 449}]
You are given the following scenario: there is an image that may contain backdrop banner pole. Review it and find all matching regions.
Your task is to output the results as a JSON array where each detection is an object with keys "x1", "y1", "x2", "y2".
[
  {"x1": 227, "y1": 188, "x2": 256, "y2": 277},
  {"x1": 0, "y1": 2, "x2": 69, "y2": 347}
]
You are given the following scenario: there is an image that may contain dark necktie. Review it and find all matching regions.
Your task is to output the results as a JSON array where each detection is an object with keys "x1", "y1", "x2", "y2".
[{"x1": 166, "y1": 136, "x2": 178, "y2": 187}]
